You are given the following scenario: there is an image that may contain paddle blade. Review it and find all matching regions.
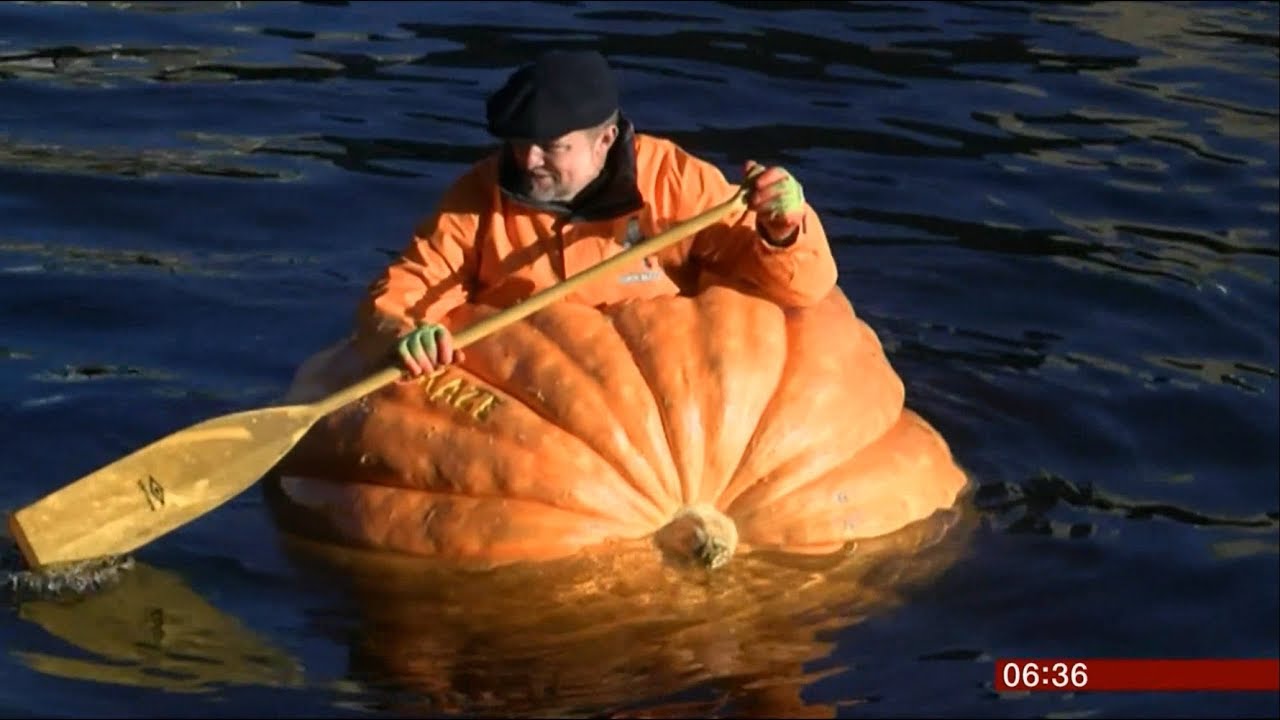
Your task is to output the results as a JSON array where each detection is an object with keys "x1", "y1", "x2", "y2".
[{"x1": 7, "y1": 404, "x2": 320, "y2": 569}]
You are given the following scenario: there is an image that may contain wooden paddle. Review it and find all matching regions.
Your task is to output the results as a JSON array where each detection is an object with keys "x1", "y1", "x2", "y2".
[{"x1": 6, "y1": 188, "x2": 748, "y2": 570}]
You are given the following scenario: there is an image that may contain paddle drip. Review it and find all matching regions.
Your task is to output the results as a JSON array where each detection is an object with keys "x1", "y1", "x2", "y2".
[
  {"x1": 654, "y1": 504, "x2": 740, "y2": 570},
  {"x1": 1, "y1": 538, "x2": 133, "y2": 603}
]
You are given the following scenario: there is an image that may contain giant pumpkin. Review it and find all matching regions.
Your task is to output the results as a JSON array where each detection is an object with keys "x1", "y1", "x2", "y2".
[{"x1": 265, "y1": 282, "x2": 967, "y2": 570}]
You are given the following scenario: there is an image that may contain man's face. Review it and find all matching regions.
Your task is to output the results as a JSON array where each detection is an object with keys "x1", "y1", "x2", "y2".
[{"x1": 509, "y1": 122, "x2": 618, "y2": 203}]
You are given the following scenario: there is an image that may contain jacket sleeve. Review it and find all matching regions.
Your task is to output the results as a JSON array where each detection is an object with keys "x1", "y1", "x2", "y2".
[
  {"x1": 671, "y1": 146, "x2": 838, "y2": 308},
  {"x1": 351, "y1": 167, "x2": 486, "y2": 365}
]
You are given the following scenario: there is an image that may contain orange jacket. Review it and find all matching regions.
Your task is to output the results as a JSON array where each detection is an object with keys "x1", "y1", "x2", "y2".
[{"x1": 352, "y1": 120, "x2": 838, "y2": 362}]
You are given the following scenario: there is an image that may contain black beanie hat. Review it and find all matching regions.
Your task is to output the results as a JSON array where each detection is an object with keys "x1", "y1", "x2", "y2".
[{"x1": 486, "y1": 50, "x2": 619, "y2": 141}]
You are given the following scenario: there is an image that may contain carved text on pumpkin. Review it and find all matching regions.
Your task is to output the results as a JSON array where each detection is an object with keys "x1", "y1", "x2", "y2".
[{"x1": 418, "y1": 368, "x2": 502, "y2": 421}]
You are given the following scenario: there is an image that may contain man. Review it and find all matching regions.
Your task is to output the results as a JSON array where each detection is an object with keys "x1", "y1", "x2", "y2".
[{"x1": 353, "y1": 49, "x2": 838, "y2": 376}]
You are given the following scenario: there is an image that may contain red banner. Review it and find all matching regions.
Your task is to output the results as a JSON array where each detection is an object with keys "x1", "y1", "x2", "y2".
[{"x1": 995, "y1": 659, "x2": 1279, "y2": 692}]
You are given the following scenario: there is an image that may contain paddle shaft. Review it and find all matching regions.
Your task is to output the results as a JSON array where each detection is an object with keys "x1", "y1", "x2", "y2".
[
  {"x1": 6, "y1": 187, "x2": 747, "y2": 569},
  {"x1": 312, "y1": 187, "x2": 748, "y2": 416}
]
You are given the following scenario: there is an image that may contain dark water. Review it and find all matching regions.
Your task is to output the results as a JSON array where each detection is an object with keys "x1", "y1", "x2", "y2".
[{"x1": 2, "y1": 1, "x2": 1277, "y2": 717}]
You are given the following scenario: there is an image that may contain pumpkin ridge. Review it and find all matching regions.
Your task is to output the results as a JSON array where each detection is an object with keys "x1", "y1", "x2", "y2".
[
  {"x1": 691, "y1": 288, "x2": 722, "y2": 505},
  {"x1": 692, "y1": 287, "x2": 791, "y2": 507},
  {"x1": 588, "y1": 309, "x2": 684, "y2": 507},
  {"x1": 376, "y1": 421, "x2": 634, "y2": 523},
  {"x1": 458, "y1": 319, "x2": 660, "y2": 520},
  {"x1": 733, "y1": 409, "x2": 966, "y2": 550},
  {"x1": 318, "y1": 475, "x2": 638, "y2": 524},
  {"x1": 717, "y1": 306, "x2": 807, "y2": 512},
  {"x1": 275, "y1": 474, "x2": 649, "y2": 565},
  {"x1": 718, "y1": 293, "x2": 902, "y2": 511},
  {"x1": 713, "y1": 300, "x2": 790, "y2": 513},
  {"x1": 687, "y1": 289, "x2": 715, "y2": 504},
  {"x1": 522, "y1": 310, "x2": 674, "y2": 521},
  {"x1": 721, "y1": 397, "x2": 896, "y2": 522},
  {"x1": 336, "y1": 361, "x2": 649, "y2": 523},
  {"x1": 723, "y1": 440, "x2": 869, "y2": 520},
  {"x1": 610, "y1": 302, "x2": 695, "y2": 506}
]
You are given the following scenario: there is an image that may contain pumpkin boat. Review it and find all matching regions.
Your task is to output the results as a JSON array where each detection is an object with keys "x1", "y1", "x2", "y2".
[{"x1": 264, "y1": 282, "x2": 968, "y2": 570}]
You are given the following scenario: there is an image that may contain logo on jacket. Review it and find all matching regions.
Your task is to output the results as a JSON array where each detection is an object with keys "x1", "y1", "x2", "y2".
[{"x1": 619, "y1": 217, "x2": 660, "y2": 284}]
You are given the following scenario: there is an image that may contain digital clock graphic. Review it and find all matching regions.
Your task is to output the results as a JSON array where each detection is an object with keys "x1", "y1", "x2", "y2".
[{"x1": 994, "y1": 658, "x2": 1279, "y2": 692}]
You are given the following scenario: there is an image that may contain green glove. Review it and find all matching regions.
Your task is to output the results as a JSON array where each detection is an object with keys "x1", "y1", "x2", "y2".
[
  {"x1": 763, "y1": 170, "x2": 804, "y2": 219},
  {"x1": 396, "y1": 322, "x2": 449, "y2": 376},
  {"x1": 744, "y1": 161, "x2": 806, "y2": 244}
]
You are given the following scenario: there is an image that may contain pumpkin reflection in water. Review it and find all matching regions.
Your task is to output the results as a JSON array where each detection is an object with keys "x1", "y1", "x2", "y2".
[{"x1": 278, "y1": 504, "x2": 972, "y2": 718}]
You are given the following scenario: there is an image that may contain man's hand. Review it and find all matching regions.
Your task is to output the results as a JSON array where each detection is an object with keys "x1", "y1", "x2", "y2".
[
  {"x1": 396, "y1": 323, "x2": 464, "y2": 376},
  {"x1": 744, "y1": 160, "x2": 806, "y2": 245}
]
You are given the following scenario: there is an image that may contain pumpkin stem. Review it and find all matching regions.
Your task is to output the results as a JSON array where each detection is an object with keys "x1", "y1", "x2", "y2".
[{"x1": 654, "y1": 504, "x2": 739, "y2": 570}]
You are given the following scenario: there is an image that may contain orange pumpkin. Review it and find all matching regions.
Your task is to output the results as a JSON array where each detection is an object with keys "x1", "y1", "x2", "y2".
[{"x1": 266, "y1": 283, "x2": 967, "y2": 570}]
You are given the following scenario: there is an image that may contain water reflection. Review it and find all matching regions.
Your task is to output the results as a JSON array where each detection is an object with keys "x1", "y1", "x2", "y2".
[
  {"x1": 18, "y1": 1, "x2": 251, "y2": 13},
  {"x1": 1035, "y1": 1, "x2": 1279, "y2": 144},
  {"x1": 9, "y1": 561, "x2": 303, "y2": 693},
  {"x1": 976, "y1": 471, "x2": 1278, "y2": 540},
  {"x1": 278, "y1": 506, "x2": 974, "y2": 718},
  {"x1": 1148, "y1": 354, "x2": 1278, "y2": 394},
  {"x1": 0, "y1": 238, "x2": 325, "y2": 279},
  {"x1": 0, "y1": 133, "x2": 293, "y2": 179}
]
